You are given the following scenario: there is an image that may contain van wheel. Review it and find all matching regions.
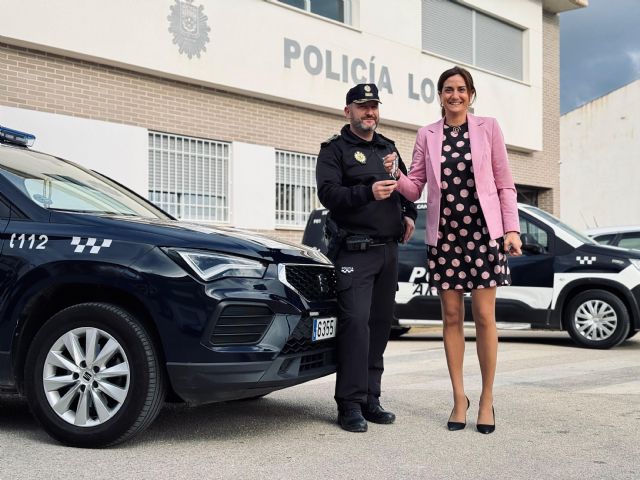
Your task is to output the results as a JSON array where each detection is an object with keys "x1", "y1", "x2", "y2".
[
  {"x1": 24, "y1": 303, "x2": 165, "y2": 447},
  {"x1": 564, "y1": 290, "x2": 630, "y2": 349}
]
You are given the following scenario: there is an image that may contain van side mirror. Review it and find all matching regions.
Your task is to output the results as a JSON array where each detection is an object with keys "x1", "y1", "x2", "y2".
[{"x1": 521, "y1": 243, "x2": 544, "y2": 255}]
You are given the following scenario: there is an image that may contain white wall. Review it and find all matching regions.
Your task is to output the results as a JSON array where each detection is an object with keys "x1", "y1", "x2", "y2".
[
  {"x1": 230, "y1": 141, "x2": 276, "y2": 229},
  {"x1": 0, "y1": 0, "x2": 544, "y2": 151},
  {"x1": 0, "y1": 107, "x2": 148, "y2": 195},
  {"x1": 560, "y1": 80, "x2": 640, "y2": 229}
]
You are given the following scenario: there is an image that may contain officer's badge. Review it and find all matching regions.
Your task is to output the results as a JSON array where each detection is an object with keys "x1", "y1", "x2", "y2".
[
  {"x1": 354, "y1": 151, "x2": 367, "y2": 164},
  {"x1": 364, "y1": 85, "x2": 371, "y2": 92}
]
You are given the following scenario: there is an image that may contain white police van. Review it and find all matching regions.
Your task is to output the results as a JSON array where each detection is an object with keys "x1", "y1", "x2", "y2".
[{"x1": 303, "y1": 203, "x2": 640, "y2": 349}]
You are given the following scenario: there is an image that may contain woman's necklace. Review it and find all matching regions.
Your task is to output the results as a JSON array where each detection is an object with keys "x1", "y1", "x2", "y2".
[{"x1": 447, "y1": 119, "x2": 465, "y2": 135}]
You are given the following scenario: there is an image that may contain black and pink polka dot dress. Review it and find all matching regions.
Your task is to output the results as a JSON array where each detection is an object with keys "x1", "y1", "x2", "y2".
[{"x1": 427, "y1": 123, "x2": 511, "y2": 292}]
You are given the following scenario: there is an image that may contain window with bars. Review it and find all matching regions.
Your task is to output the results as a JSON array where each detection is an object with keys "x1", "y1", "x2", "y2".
[
  {"x1": 275, "y1": 149, "x2": 321, "y2": 228},
  {"x1": 422, "y1": 0, "x2": 524, "y2": 80},
  {"x1": 148, "y1": 132, "x2": 230, "y2": 223}
]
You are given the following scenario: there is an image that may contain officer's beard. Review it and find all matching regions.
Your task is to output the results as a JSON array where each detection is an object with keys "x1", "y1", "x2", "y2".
[{"x1": 351, "y1": 117, "x2": 378, "y2": 134}]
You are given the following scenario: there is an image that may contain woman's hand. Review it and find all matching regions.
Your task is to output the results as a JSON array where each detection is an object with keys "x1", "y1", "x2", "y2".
[
  {"x1": 382, "y1": 152, "x2": 399, "y2": 178},
  {"x1": 504, "y1": 231, "x2": 522, "y2": 256}
]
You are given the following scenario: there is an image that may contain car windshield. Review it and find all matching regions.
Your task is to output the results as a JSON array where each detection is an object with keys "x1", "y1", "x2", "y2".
[
  {"x1": 522, "y1": 205, "x2": 595, "y2": 245},
  {"x1": 0, "y1": 147, "x2": 170, "y2": 219}
]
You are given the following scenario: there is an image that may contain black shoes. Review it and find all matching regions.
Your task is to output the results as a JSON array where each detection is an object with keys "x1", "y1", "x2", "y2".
[
  {"x1": 447, "y1": 396, "x2": 470, "y2": 431},
  {"x1": 476, "y1": 406, "x2": 496, "y2": 434},
  {"x1": 338, "y1": 408, "x2": 368, "y2": 432},
  {"x1": 337, "y1": 404, "x2": 396, "y2": 432},
  {"x1": 362, "y1": 404, "x2": 396, "y2": 424}
]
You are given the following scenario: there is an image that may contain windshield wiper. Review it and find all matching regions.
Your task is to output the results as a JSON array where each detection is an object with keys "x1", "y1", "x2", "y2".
[{"x1": 49, "y1": 207, "x2": 133, "y2": 215}]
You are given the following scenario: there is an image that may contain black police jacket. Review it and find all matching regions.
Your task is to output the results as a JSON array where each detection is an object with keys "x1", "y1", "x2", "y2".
[{"x1": 316, "y1": 124, "x2": 417, "y2": 238}]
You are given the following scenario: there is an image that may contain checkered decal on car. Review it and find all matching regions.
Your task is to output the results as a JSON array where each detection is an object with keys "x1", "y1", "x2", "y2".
[
  {"x1": 70, "y1": 236, "x2": 112, "y2": 254},
  {"x1": 576, "y1": 256, "x2": 596, "y2": 265}
]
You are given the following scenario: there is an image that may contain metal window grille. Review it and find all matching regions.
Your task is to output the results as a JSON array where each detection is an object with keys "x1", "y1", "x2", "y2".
[
  {"x1": 148, "y1": 132, "x2": 230, "y2": 223},
  {"x1": 422, "y1": 0, "x2": 523, "y2": 80},
  {"x1": 275, "y1": 149, "x2": 321, "y2": 228}
]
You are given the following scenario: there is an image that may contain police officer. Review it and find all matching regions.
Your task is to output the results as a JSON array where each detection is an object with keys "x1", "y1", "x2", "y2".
[{"x1": 316, "y1": 83, "x2": 417, "y2": 432}]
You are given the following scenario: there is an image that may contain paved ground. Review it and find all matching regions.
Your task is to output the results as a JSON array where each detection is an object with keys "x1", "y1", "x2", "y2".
[{"x1": 1, "y1": 328, "x2": 639, "y2": 480}]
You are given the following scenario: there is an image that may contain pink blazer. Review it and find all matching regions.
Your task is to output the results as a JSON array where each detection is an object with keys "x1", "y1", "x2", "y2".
[{"x1": 397, "y1": 113, "x2": 519, "y2": 246}]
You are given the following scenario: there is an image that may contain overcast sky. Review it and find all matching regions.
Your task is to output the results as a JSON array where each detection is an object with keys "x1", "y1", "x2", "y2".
[{"x1": 560, "y1": 0, "x2": 640, "y2": 114}]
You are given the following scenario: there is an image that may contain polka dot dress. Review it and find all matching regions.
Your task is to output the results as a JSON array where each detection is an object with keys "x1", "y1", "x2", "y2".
[{"x1": 427, "y1": 123, "x2": 511, "y2": 292}]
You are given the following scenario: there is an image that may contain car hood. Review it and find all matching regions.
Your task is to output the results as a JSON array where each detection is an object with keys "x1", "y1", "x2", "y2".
[{"x1": 49, "y1": 212, "x2": 330, "y2": 265}]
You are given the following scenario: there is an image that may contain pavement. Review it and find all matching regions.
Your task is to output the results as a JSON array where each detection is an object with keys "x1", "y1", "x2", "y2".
[{"x1": 1, "y1": 327, "x2": 639, "y2": 480}]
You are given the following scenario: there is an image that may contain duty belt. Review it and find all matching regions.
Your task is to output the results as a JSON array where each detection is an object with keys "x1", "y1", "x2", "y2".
[
  {"x1": 369, "y1": 236, "x2": 396, "y2": 245},
  {"x1": 344, "y1": 235, "x2": 396, "y2": 251}
]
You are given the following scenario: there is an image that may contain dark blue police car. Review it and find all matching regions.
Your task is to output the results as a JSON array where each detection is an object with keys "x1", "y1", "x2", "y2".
[
  {"x1": 303, "y1": 203, "x2": 640, "y2": 350},
  {"x1": 0, "y1": 126, "x2": 337, "y2": 447}
]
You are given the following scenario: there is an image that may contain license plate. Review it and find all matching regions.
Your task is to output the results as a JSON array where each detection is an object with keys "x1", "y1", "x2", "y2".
[{"x1": 312, "y1": 317, "x2": 337, "y2": 342}]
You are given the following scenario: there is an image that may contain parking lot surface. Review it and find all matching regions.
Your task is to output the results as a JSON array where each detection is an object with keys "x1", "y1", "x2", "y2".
[{"x1": 1, "y1": 328, "x2": 639, "y2": 480}]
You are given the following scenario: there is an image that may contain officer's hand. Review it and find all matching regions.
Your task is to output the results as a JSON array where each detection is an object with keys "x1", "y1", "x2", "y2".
[
  {"x1": 402, "y1": 216, "x2": 415, "y2": 244},
  {"x1": 504, "y1": 231, "x2": 522, "y2": 256},
  {"x1": 382, "y1": 152, "x2": 399, "y2": 178},
  {"x1": 372, "y1": 180, "x2": 397, "y2": 200}
]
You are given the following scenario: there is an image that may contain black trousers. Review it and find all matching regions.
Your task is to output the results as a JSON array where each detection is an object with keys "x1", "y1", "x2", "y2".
[{"x1": 333, "y1": 241, "x2": 398, "y2": 410}]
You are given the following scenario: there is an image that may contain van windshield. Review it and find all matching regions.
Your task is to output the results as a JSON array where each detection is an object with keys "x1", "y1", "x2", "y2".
[{"x1": 522, "y1": 205, "x2": 595, "y2": 245}]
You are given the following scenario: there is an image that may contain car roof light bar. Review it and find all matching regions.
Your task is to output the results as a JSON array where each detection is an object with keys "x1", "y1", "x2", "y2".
[{"x1": 0, "y1": 125, "x2": 36, "y2": 147}]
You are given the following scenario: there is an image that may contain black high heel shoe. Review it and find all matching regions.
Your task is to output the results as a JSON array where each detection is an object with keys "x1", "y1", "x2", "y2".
[
  {"x1": 447, "y1": 396, "x2": 470, "y2": 431},
  {"x1": 476, "y1": 406, "x2": 495, "y2": 434}
]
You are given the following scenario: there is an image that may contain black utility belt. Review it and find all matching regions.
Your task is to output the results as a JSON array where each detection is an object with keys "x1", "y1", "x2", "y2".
[{"x1": 344, "y1": 235, "x2": 396, "y2": 251}]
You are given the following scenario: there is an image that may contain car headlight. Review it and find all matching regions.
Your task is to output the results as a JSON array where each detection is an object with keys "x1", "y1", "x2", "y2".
[
  {"x1": 630, "y1": 258, "x2": 640, "y2": 271},
  {"x1": 167, "y1": 249, "x2": 266, "y2": 281}
]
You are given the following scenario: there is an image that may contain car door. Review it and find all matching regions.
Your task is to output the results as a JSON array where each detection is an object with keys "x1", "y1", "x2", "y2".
[
  {"x1": 395, "y1": 204, "x2": 443, "y2": 320},
  {"x1": 495, "y1": 210, "x2": 556, "y2": 326}
]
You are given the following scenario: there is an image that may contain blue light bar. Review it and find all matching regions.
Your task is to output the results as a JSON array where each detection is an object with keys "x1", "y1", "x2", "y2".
[{"x1": 0, "y1": 125, "x2": 36, "y2": 147}]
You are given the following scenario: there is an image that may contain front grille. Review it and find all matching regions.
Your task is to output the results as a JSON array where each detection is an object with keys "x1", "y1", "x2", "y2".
[
  {"x1": 283, "y1": 265, "x2": 336, "y2": 302},
  {"x1": 300, "y1": 352, "x2": 326, "y2": 372},
  {"x1": 210, "y1": 304, "x2": 274, "y2": 346},
  {"x1": 281, "y1": 315, "x2": 336, "y2": 355}
]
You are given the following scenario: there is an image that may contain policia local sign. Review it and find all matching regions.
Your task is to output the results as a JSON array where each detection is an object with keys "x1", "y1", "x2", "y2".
[{"x1": 284, "y1": 38, "x2": 438, "y2": 105}]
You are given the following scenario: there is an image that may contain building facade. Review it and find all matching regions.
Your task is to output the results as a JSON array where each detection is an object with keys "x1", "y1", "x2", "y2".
[
  {"x1": 560, "y1": 78, "x2": 640, "y2": 230},
  {"x1": 0, "y1": 0, "x2": 585, "y2": 242}
]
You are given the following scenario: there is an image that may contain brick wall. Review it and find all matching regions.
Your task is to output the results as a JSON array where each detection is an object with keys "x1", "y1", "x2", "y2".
[{"x1": 0, "y1": 19, "x2": 561, "y2": 245}]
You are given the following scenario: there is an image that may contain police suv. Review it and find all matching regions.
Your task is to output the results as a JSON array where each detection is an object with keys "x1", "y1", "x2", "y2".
[
  {"x1": 303, "y1": 203, "x2": 640, "y2": 349},
  {"x1": 0, "y1": 126, "x2": 337, "y2": 447}
]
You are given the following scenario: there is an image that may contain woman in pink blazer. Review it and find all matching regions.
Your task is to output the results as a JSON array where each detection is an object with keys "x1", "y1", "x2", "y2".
[{"x1": 385, "y1": 66, "x2": 521, "y2": 434}]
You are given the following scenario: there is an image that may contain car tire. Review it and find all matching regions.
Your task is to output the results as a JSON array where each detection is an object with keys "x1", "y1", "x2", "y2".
[
  {"x1": 564, "y1": 290, "x2": 630, "y2": 349},
  {"x1": 626, "y1": 330, "x2": 639, "y2": 340},
  {"x1": 24, "y1": 303, "x2": 165, "y2": 447}
]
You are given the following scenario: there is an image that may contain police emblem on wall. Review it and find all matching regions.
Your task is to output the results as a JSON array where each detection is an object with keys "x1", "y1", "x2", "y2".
[{"x1": 168, "y1": 0, "x2": 211, "y2": 59}]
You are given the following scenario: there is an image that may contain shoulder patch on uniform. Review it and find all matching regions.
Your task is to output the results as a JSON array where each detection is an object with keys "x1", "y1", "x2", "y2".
[{"x1": 321, "y1": 134, "x2": 340, "y2": 147}]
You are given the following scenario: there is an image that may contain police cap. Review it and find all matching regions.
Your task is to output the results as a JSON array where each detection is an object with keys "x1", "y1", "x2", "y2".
[{"x1": 345, "y1": 83, "x2": 382, "y2": 105}]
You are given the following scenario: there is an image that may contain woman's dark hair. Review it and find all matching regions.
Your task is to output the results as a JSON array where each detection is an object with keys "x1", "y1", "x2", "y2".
[{"x1": 437, "y1": 66, "x2": 476, "y2": 117}]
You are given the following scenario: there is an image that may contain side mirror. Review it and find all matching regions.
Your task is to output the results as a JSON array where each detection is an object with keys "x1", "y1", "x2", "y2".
[{"x1": 521, "y1": 243, "x2": 544, "y2": 255}]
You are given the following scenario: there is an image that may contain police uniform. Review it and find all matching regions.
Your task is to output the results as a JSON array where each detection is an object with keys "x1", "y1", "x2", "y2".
[{"x1": 316, "y1": 84, "x2": 417, "y2": 428}]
